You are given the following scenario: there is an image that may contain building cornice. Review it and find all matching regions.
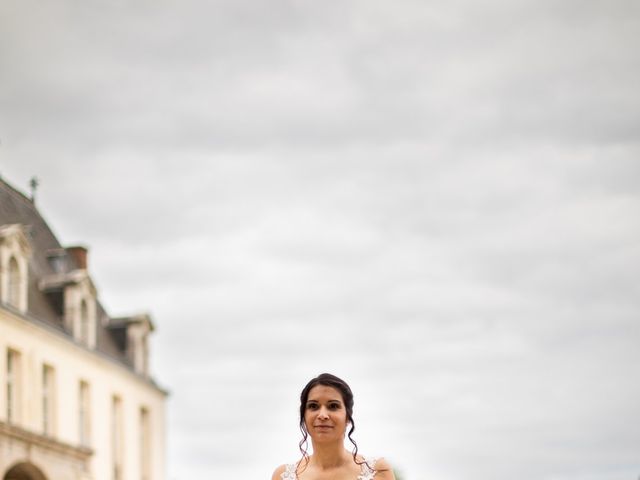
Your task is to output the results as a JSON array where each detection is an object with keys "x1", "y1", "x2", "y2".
[{"x1": 0, "y1": 421, "x2": 93, "y2": 461}]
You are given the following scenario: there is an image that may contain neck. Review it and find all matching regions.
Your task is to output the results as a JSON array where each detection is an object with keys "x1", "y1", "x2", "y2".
[{"x1": 309, "y1": 442, "x2": 350, "y2": 469}]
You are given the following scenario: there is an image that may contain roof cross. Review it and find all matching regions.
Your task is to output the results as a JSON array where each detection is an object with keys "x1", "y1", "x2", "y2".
[{"x1": 29, "y1": 176, "x2": 39, "y2": 203}]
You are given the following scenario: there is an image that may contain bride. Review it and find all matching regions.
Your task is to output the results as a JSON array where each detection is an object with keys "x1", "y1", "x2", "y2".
[{"x1": 272, "y1": 373, "x2": 395, "y2": 480}]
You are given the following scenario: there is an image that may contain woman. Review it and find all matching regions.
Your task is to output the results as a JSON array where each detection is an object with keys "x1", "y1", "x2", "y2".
[{"x1": 272, "y1": 373, "x2": 396, "y2": 480}]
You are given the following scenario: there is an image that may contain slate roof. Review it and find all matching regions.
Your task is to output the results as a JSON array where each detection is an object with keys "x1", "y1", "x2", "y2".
[{"x1": 0, "y1": 175, "x2": 141, "y2": 374}]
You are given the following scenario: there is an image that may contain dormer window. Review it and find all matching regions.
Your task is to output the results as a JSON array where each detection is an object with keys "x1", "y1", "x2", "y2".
[
  {"x1": 67, "y1": 282, "x2": 96, "y2": 348},
  {"x1": 108, "y1": 313, "x2": 154, "y2": 377},
  {"x1": 0, "y1": 224, "x2": 31, "y2": 313},
  {"x1": 131, "y1": 319, "x2": 152, "y2": 377},
  {"x1": 142, "y1": 335, "x2": 149, "y2": 377},
  {"x1": 80, "y1": 299, "x2": 90, "y2": 345},
  {"x1": 39, "y1": 245, "x2": 97, "y2": 348},
  {"x1": 8, "y1": 256, "x2": 21, "y2": 309}
]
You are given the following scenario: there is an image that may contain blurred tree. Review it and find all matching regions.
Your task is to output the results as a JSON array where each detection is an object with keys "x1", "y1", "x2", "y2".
[{"x1": 393, "y1": 468, "x2": 405, "y2": 480}]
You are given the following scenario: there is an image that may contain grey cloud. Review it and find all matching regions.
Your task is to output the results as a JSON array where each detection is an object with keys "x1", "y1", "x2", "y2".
[{"x1": 1, "y1": 0, "x2": 639, "y2": 479}]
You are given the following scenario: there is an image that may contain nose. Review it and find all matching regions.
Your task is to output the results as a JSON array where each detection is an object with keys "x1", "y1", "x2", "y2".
[{"x1": 318, "y1": 407, "x2": 329, "y2": 419}]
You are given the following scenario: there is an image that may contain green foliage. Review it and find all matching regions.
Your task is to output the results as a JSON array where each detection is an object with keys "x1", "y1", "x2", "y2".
[{"x1": 393, "y1": 468, "x2": 405, "y2": 480}]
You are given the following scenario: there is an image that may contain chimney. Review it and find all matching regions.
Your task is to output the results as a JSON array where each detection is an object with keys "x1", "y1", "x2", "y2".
[{"x1": 66, "y1": 245, "x2": 89, "y2": 270}]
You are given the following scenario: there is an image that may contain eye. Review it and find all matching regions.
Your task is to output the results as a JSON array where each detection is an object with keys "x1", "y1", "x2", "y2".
[
  {"x1": 306, "y1": 402, "x2": 319, "y2": 410},
  {"x1": 328, "y1": 403, "x2": 341, "y2": 410}
]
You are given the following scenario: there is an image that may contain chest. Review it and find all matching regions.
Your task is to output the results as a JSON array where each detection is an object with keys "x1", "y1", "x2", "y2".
[
  {"x1": 280, "y1": 458, "x2": 377, "y2": 480},
  {"x1": 284, "y1": 462, "x2": 374, "y2": 480},
  {"x1": 297, "y1": 465, "x2": 362, "y2": 480}
]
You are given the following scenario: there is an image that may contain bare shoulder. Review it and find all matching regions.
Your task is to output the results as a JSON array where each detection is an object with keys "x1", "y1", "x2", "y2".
[
  {"x1": 271, "y1": 464, "x2": 286, "y2": 480},
  {"x1": 374, "y1": 458, "x2": 395, "y2": 479}
]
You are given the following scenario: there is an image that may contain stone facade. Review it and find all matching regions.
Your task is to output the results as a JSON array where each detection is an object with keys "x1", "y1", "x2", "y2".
[{"x1": 0, "y1": 177, "x2": 167, "y2": 480}]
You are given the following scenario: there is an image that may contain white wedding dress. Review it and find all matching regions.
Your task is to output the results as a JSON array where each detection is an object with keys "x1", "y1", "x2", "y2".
[{"x1": 280, "y1": 457, "x2": 378, "y2": 480}]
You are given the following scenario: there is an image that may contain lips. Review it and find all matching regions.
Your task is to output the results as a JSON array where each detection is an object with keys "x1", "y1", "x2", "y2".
[{"x1": 315, "y1": 425, "x2": 333, "y2": 429}]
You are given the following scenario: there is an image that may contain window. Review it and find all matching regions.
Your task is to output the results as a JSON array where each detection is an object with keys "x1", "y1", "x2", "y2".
[
  {"x1": 80, "y1": 300, "x2": 89, "y2": 345},
  {"x1": 140, "y1": 407, "x2": 151, "y2": 480},
  {"x1": 70, "y1": 291, "x2": 96, "y2": 348},
  {"x1": 112, "y1": 396, "x2": 123, "y2": 480},
  {"x1": 8, "y1": 256, "x2": 20, "y2": 309},
  {"x1": 6, "y1": 349, "x2": 21, "y2": 424},
  {"x1": 0, "y1": 224, "x2": 31, "y2": 312},
  {"x1": 142, "y1": 336, "x2": 148, "y2": 376},
  {"x1": 79, "y1": 381, "x2": 91, "y2": 446},
  {"x1": 135, "y1": 334, "x2": 149, "y2": 377},
  {"x1": 42, "y1": 364, "x2": 56, "y2": 435}
]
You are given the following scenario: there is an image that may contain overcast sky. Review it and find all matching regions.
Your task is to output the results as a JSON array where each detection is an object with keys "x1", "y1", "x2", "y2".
[{"x1": 1, "y1": 1, "x2": 640, "y2": 479}]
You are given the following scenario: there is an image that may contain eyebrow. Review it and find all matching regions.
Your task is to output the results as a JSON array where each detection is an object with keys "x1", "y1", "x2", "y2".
[{"x1": 307, "y1": 399, "x2": 343, "y2": 404}]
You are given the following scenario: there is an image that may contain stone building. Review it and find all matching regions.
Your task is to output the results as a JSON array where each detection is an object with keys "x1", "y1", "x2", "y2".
[{"x1": 0, "y1": 176, "x2": 167, "y2": 480}]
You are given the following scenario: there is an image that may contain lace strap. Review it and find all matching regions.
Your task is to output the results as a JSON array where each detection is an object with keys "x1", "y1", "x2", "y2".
[
  {"x1": 280, "y1": 463, "x2": 297, "y2": 480},
  {"x1": 358, "y1": 457, "x2": 378, "y2": 480}
]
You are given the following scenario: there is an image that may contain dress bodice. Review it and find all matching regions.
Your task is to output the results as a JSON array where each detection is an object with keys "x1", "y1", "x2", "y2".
[{"x1": 280, "y1": 457, "x2": 378, "y2": 480}]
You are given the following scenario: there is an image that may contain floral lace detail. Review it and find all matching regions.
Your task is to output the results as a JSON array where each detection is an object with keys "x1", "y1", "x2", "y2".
[
  {"x1": 357, "y1": 457, "x2": 378, "y2": 480},
  {"x1": 281, "y1": 463, "x2": 297, "y2": 480},
  {"x1": 281, "y1": 458, "x2": 378, "y2": 480}
]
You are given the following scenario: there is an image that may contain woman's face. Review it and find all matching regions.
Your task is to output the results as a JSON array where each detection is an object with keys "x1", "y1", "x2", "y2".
[{"x1": 304, "y1": 384, "x2": 348, "y2": 442}]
